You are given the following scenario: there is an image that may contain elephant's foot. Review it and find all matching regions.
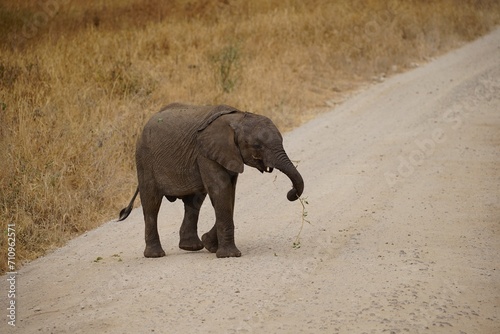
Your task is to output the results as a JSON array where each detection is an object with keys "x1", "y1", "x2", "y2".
[
  {"x1": 216, "y1": 245, "x2": 241, "y2": 258},
  {"x1": 201, "y1": 232, "x2": 218, "y2": 253},
  {"x1": 179, "y1": 236, "x2": 204, "y2": 251},
  {"x1": 144, "y1": 244, "x2": 166, "y2": 258}
]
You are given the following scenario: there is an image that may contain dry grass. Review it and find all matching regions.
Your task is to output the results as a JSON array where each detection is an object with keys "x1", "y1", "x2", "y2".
[{"x1": 1, "y1": 0, "x2": 499, "y2": 273}]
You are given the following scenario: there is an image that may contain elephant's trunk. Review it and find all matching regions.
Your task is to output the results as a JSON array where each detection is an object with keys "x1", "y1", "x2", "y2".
[{"x1": 272, "y1": 149, "x2": 304, "y2": 201}]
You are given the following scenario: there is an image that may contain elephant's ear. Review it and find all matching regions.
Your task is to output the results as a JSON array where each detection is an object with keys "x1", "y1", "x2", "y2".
[{"x1": 197, "y1": 109, "x2": 244, "y2": 174}]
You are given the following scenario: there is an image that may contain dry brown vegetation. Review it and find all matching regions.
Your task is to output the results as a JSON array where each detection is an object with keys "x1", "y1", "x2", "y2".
[{"x1": 1, "y1": 0, "x2": 499, "y2": 273}]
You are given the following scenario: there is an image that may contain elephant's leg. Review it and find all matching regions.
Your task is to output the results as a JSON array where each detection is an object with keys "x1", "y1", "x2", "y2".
[
  {"x1": 215, "y1": 173, "x2": 241, "y2": 258},
  {"x1": 201, "y1": 224, "x2": 218, "y2": 253},
  {"x1": 201, "y1": 170, "x2": 241, "y2": 257},
  {"x1": 179, "y1": 193, "x2": 206, "y2": 251},
  {"x1": 201, "y1": 175, "x2": 237, "y2": 253},
  {"x1": 140, "y1": 187, "x2": 165, "y2": 258}
]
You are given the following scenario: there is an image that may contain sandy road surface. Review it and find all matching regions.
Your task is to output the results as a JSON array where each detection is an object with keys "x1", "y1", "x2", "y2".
[{"x1": 2, "y1": 29, "x2": 500, "y2": 334}]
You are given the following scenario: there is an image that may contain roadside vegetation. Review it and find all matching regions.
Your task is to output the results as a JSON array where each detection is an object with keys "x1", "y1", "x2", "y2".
[{"x1": 1, "y1": 0, "x2": 499, "y2": 273}]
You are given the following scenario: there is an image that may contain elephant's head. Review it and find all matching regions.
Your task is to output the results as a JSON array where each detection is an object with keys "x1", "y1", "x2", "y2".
[{"x1": 198, "y1": 110, "x2": 304, "y2": 201}]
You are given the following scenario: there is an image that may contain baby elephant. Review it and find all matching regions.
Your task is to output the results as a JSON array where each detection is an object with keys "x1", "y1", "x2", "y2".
[{"x1": 118, "y1": 103, "x2": 304, "y2": 258}]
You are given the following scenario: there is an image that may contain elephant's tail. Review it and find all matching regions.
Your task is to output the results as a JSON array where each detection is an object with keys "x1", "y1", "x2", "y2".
[{"x1": 118, "y1": 187, "x2": 139, "y2": 221}]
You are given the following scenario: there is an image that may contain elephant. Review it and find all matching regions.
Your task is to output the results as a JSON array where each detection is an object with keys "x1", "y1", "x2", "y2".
[{"x1": 118, "y1": 103, "x2": 304, "y2": 258}]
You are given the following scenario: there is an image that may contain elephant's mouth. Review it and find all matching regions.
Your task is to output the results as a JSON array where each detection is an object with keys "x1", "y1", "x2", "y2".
[
  {"x1": 257, "y1": 166, "x2": 274, "y2": 173},
  {"x1": 257, "y1": 161, "x2": 274, "y2": 173},
  {"x1": 254, "y1": 159, "x2": 274, "y2": 173}
]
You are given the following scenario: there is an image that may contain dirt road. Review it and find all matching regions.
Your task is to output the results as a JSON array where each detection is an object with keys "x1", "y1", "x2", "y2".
[{"x1": 2, "y1": 29, "x2": 499, "y2": 333}]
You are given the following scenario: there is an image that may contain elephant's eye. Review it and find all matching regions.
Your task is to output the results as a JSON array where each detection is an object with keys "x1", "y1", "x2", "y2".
[{"x1": 252, "y1": 143, "x2": 262, "y2": 150}]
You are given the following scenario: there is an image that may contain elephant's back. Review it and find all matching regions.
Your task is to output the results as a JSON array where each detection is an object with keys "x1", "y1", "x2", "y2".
[
  {"x1": 138, "y1": 104, "x2": 209, "y2": 162},
  {"x1": 143, "y1": 103, "x2": 240, "y2": 139},
  {"x1": 147, "y1": 104, "x2": 212, "y2": 134}
]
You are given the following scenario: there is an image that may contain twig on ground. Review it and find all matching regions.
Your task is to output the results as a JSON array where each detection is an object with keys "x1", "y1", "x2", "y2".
[{"x1": 293, "y1": 196, "x2": 310, "y2": 249}]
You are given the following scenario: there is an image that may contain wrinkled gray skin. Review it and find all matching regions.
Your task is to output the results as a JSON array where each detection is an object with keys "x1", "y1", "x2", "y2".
[{"x1": 119, "y1": 103, "x2": 304, "y2": 258}]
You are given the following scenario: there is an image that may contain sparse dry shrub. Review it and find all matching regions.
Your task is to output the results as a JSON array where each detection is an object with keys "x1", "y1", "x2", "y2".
[{"x1": 1, "y1": 0, "x2": 499, "y2": 272}]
